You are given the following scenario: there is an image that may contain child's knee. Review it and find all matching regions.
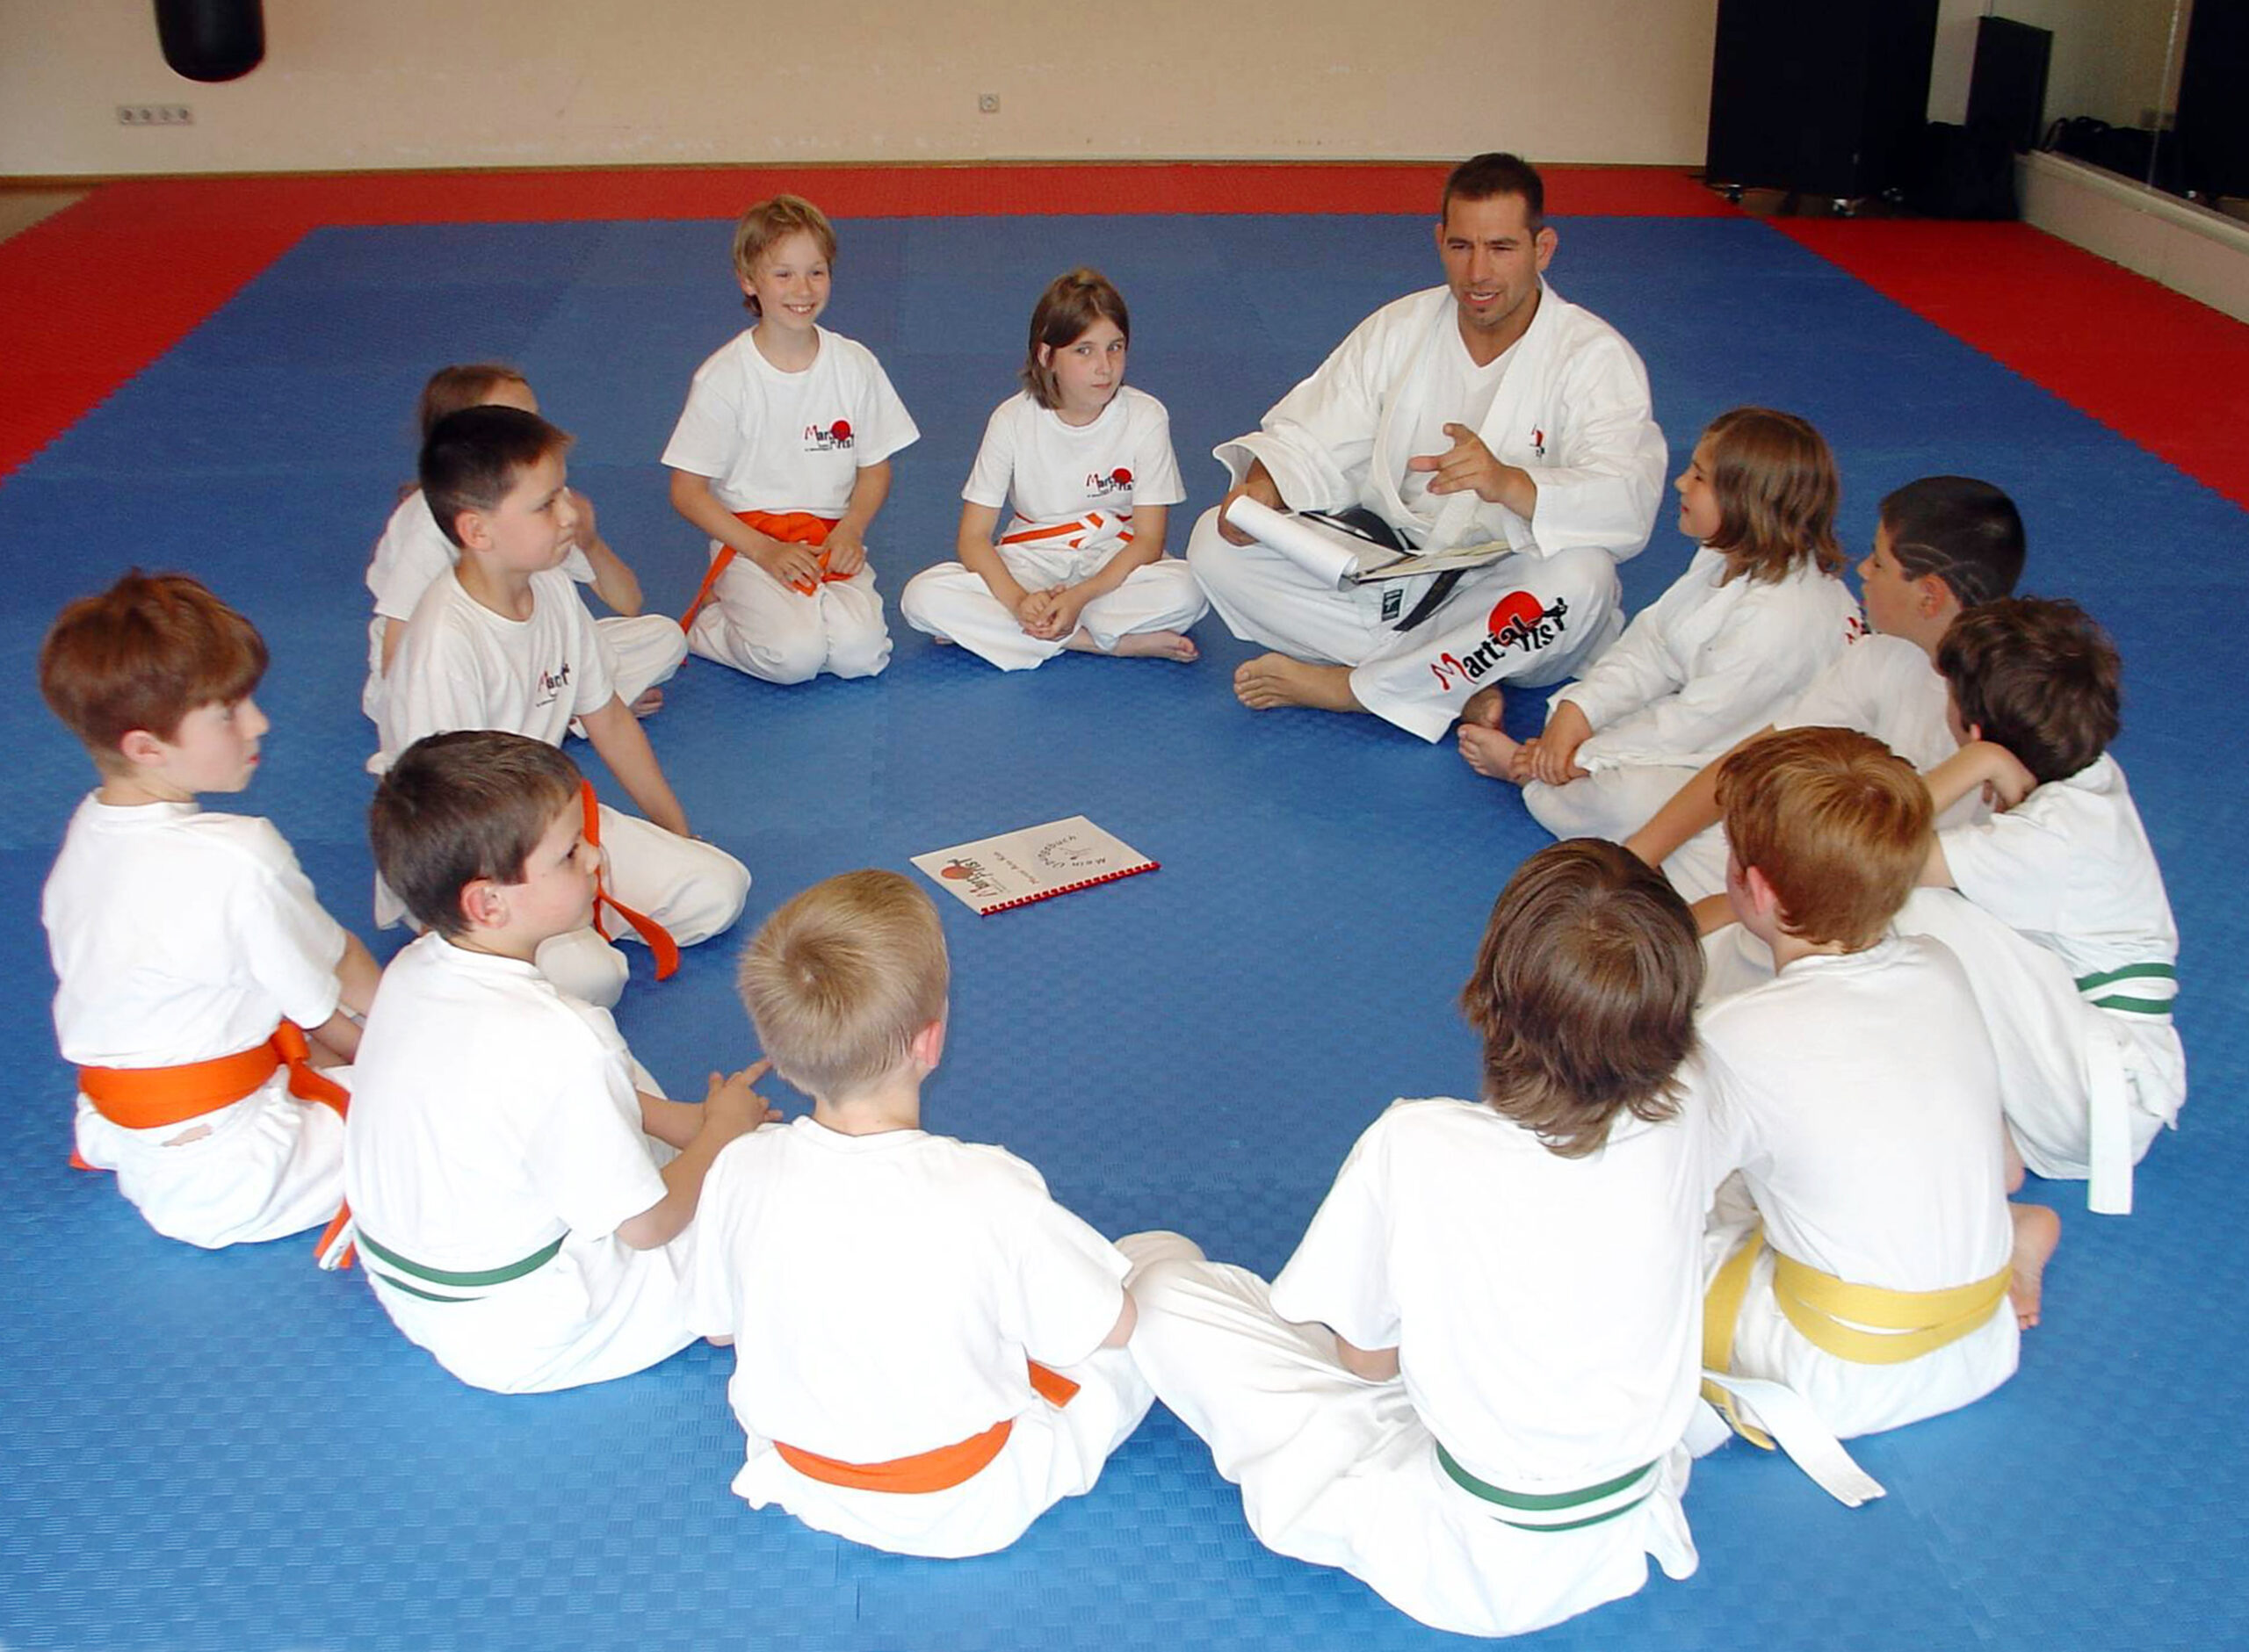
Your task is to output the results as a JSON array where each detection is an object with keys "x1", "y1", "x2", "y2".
[
  {"x1": 749, "y1": 627, "x2": 829, "y2": 685},
  {"x1": 535, "y1": 927, "x2": 629, "y2": 1008},
  {"x1": 824, "y1": 616, "x2": 893, "y2": 681}
]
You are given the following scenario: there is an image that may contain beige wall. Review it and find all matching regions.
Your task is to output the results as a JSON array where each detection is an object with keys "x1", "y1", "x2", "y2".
[{"x1": 1, "y1": 0, "x2": 1726, "y2": 177}]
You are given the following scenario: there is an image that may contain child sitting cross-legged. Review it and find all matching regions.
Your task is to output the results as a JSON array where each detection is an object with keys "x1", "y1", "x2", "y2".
[
  {"x1": 688, "y1": 869, "x2": 1170, "y2": 1558},
  {"x1": 347, "y1": 730, "x2": 767, "y2": 1394}
]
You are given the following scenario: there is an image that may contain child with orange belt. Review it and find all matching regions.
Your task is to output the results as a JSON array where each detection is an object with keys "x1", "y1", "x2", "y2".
[
  {"x1": 40, "y1": 572, "x2": 379, "y2": 1251},
  {"x1": 663, "y1": 194, "x2": 917, "y2": 685},
  {"x1": 688, "y1": 870, "x2": 1168, "y2": 1557}
]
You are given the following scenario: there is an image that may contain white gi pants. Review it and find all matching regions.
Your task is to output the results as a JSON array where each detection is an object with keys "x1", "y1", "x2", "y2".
[
  {"x1": 1523, "y1": 763, "x2": 1704, "y2": 852},
  {"x1": 734, "y1": 1230, "x2": 1172, "y2": 1558},
  {"x1": 686, "y1": 553, "x2": 891, "y2": 685},
  {"x1": 534, "y1": 804, "x2": 750, "y2": 1009},
  {"x1": 1184, "y1": 507, "x2": 1623, "y2": 741},
  {"x1": 1130, "y1": 1245, "x2": 1697, "y2": 1639},
  {"x1": 73, "y1": 1069, "x2": 349, "y2": 1248},
  {"x1": 899, "y1": 545, "x2": 1207, "y2": 670},
  {"x1": 596, "y1": 615, "x2": 690, "y2": 706}
]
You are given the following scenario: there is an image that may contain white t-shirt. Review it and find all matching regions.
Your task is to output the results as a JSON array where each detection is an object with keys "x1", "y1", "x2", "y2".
[
  {"x1": 45, "y1": 797, "x2": 347, "y2": 1065},
  {"x1": 375, "y1": 568, "x2": 617, "y2": 770},
  {"x1": 344, "y1": 933, "x2": 666, "y2": 1269},
  {"x1": 963, "y1": 386, "x2": 1185, "y2": 533},
  {"x1": 662, "y1": 327, "x2": 919, "y2": 515},
  {"x1": 688, "y1": 1116, "x2": 1129, "y2": 1463},
  {"x1": 1776, "y1": 631, "x2": 1984, "y2": 829},
  {"x1": 364, "y1": 489, "x2": 595, "y2": 717},
  {"x1": 1396, "y1": 328, "x2": 1515, "y2": 520},
  {"x1": 1271, "y1": 1086, "x2": 1722, "y2": 1487}
]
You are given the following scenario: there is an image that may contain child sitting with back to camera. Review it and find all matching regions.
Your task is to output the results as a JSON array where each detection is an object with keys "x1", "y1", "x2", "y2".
[
  {"x1": 364, "y1": 361, "x2": 683, "y2": 727},
  {"x1": 1460, "y1": 407, "x2": 1862, "y2": 844},
  {"x1": 900, "y1": 266, "x2": 1207, "y2": 667}
]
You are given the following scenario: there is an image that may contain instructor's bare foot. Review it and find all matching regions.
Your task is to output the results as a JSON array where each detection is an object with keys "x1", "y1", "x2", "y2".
[
  {"x1": 629, "y1": 687, "x2": 665, "y2": 718},
  {"x1": 1233, "y1": 653, "x2": 1362, "y2": 713},
  {"x1": 2007, "y1": 1202, "x2": 2061, "y2": 1328},
  {"x1": 1460, "y1": 684, "x2": 1506, "y2": 729},
  {"x1": 1457, "y1": 722, "x2": 1526, "y2": 782}
]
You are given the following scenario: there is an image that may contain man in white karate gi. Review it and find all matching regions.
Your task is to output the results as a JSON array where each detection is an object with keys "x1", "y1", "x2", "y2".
[{"x1": 1186, "y1": 152, "x2": 1667, "y2": 742}]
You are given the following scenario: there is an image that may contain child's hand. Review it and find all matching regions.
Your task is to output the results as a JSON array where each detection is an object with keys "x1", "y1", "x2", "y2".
[
  {"x1": 823, "y1": 524, "x2": 867, "y2": 577},
  {"x1": 703, "y1": 1059, "x2": 777, "y2": 1139},
  {"x1": 1016, "y1": 587, "x2": 1059, "y2": 636},
  {"x1": 567, "y1": 488, "x2": 600, "y2": 551},
  {"x1": 753, "y1": 539, "x2": 824, "y2": 593},
  {"x1": 1032, "y1": 585, "x2": 1088, "y2": 642},
  {"x1": 1973, "y1": 741, "x2": 2038, "y2": 812}
]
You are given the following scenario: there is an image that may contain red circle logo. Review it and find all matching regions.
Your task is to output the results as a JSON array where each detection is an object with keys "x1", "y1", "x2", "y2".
[
  {"x1": 830, "y1": 420, "x2": 852, "y2": 441},
  {"x1": 940, "y1": 863, "x2": 970, "y2": 880},
  {"x1": 1111, "y1": 467, "x2": 1132, "y2": 486},
  {"x1": 1487, "y1": 591, "x2": 1542, "y2": 635}
]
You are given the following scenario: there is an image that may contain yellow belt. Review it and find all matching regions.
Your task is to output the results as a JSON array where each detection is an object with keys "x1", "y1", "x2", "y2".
[{"x1": 1702, "y1": 1227, "x2": 2011, "y2": 1442}]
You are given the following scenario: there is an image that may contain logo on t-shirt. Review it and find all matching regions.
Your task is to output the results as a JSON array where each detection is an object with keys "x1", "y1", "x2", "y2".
[
  {"x1": 1425, "y1": 592, "x2": 1570, "y2": 689},
  {"x1": 804, "y1": 419, "x2": 855, "y2": 453},
  {"x1": 534, "y1": 660, "x2": 573, "y2": 709},
  {"x1": 1530, "y1": 426, "x2": 1547, "y2": 460},
  {"x1": 1086, "y1": 465, "x2": 1133, "y2": 498}
]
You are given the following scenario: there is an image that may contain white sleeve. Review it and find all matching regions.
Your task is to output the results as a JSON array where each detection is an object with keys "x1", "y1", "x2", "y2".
[
  {"x1": 661, "y1": 353, "x2": 745, "y2": 480},
  {"x1": 1522, "y1": 331, "x2": 1667, "y2": 559},
  {"x1": 1775, "y1": 645, "x2": 1877, "y2": 735},
  {"x1": 1940, "y1": 802, "x2": 2072, "y2": 934},
  {"x1": 380, "y1": 633, "x2": 493, "y2": 762},
  {"x1": 521, "y1": 1021, "x2": 668, "y2": 1241},
  {"x1": 1215, "y1": 308, "x2": 1399, "y2": 513},
  {"x1": 1269, "y1": 1119, "x2": 1401, "y2": 1353},
  {"x1": 846, "y1": 346, "x2": 920, "y2": 468},
  {"x1": 222, "y1": 819, "x2": 351, "y2": 1031},
  {"x1": 961, "y1": 400, "x2": 1017, "y2": 509},
  {"x1": 1553, "y1": 592, "x2": 1681, "y2": 734},
  {"x1": 1131, "y1": 396, "x2": 1187, "y2": 507},
  {"x1": 987, "y1": 1154, "x2": 1132, "y2": 1368},
  {"x1": 1575, "y1": 581, "x2": 1841, "y2": 768}
]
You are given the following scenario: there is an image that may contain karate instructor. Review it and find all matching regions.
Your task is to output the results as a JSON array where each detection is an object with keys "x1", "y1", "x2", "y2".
[{"x1": 1186, "y1": 153, "x2": 1667, "y2": 741}]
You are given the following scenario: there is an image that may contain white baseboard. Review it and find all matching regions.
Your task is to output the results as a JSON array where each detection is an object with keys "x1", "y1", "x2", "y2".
[{"x1": 2017, "y1": 150, "x2": 2249, "y2": 323}]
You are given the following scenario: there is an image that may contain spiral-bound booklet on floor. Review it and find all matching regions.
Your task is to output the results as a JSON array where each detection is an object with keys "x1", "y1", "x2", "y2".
[{"x1": 912, "y1": 816, "x2": 1158, "y2": 915}]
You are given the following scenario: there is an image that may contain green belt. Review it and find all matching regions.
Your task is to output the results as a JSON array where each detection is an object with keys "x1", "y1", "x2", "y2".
[
  {"x1": 2076, "y1": 961, "x2": 2176, "y2": 1017},
  {"x1": 1434, "y1": 1441, "x2": 1660, "y2": 1533},
  {"x1": 356, "y1": 1229, "x2": 567, "y2": 1304}
]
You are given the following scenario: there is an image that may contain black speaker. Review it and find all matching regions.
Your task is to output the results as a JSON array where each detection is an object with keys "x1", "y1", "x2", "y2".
[
  {"x1": 2176, "y1": 0, "x2": 2249, "y2": 199},
  {"x1": 1705, "y1": 0, "x2": 1941, "y2": 202},
  {"x1": 1966, "y1": 15, "x2": 2052, "y2": 153},
  {"x1": 156, "y1": 0, "x2": 264, "y2": 83}
]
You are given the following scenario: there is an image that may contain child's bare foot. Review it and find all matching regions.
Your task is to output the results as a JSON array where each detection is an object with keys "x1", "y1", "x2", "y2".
[
  {"x1": 1460, "y1": 684, "x2": 1506, "y2": 728},
  {"x1": 629, "y1": 687, "x2": 664, "y2": 718},
  {"x1": 1233, "y1": 653, "x2": 1362, "y2": 713},
  {"x1": 2007, "y1": 1201, "x2": 2061, "y2": 1328},
  {"x1": 1457, "y1": 722, "x2": 1526, "y2": 782},
  {"x1": 1100, "y1": 630, "x2": 1199, "y2": 661},
  {"x1": 930, "y1": 633, "x2": 955, "y2": 646}
]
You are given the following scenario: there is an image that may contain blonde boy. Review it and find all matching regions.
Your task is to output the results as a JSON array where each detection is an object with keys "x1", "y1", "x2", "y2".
[
  {"x1": 689, "y1": 871, "x2": 1159, "y2": 1558},
  {"x1": 39, "y1": 573, "x2": 378, "y2": 1250},
  {"x1": 1698, "y1": 728, "x2": 2054, "y2": 1464},
  {"x1": 1130, "y1": 841, "x2": 1719, "y2": 1638},
  {"x1": 348, "y1": 731, "x2": 765, "y2": 1393},
  {"x1": 666, "y1": 195, "x2": 919, "y2": 684},
  {"x1": 377, "y1": 404, "x2": 749, "y2": 1008}
]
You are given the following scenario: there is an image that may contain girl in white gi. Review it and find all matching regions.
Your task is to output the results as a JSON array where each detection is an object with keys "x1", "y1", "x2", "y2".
[
  {"x1": 40, "y1": 573, "x2": 379, "y2": 1252},
  {"x1": 350, "y1": 731, "x2": 768, "y2": 1393},
  {"x1": 1622, "y1": 475, "x2": 2027, "y2": 905},
  {"x1": 1904, "y1": 599, "x2": 2184, "y2": 1219},
  {"x1": 1460, "y1": 407, "x2": 1862, "y2": 843},
  {"x1": 664, "y1": 194, "x2": 917, "y2": 685},
  {"x1": 899, "y1": 268, "x2": 1205, "y2": 667},
  {"x1": 691, "y1": 870, "x2": 1161, "y2": 1559},
  {"x1": 1129, "y1": 840, "x2": 1722, "y2": 1639},
  {"x1": 1696, "y1": 727, "x2": 2050, "y2": 1462},
  {"x1": 363, "y1": 363, "x2": 684, "y2": 728}
]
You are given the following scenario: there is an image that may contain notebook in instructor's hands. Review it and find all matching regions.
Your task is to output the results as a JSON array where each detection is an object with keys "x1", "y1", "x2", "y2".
[{"x1": 912, "y1": 817, "x2": 1158, "y2": 915}]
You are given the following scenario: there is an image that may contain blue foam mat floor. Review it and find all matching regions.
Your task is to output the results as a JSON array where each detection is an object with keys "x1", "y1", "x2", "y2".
[{"x1": 1, "y1": 210, "x2": 2243, "y2": 1650}]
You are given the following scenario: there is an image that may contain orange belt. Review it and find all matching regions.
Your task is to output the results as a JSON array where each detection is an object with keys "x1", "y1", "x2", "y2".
[
  {"x1": 76, "y1": 1020, "x2": 357, "y2": 1267},
  {"x1": 580, "y1": 781, "x2": 680, "y2": 982},
  {"x1": 774, "y1": 1360, "x2": 1081, "y2": 1495},
  {"x1": 679, "y1": 510, "x2": 846, "y2": 633},
  {"x1": 999, "y1": 509, "x2": 1132, "y2": 552}
]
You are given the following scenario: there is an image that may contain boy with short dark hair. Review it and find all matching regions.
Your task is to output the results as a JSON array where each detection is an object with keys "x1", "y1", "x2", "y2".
[
  {"x1": 1903, "y1": 596, "x2": 2182, "y2": 1215},
  {"x1": 1128, "y1": 840, "x2": 1718, "y2": 1638},
  {"x1": 1698, "y1": 726, "x2": 2049, "y2": 1462},
  {"x1": 689, "y1": 869, "x2": 1158, "y2": 1558},
  {"x1": 39, "y1": 572, "x2": 378, "y2": 1251},
  {"x1": 1623, "y1": 474, "x2": 2027, "y2": 900},
  {"x1": 347, "y1": 730, "x2": 764, "y2": 1394},
  {"x1": 376, "y1": 405, "x2": 749, "y2": 1009}
]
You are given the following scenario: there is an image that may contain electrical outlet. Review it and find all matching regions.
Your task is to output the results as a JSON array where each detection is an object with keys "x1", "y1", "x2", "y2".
[
  {"x1": 117, "y1": 105, "x2": 194, "y2": 126},
  {"x1": 978, "y1": 92, "x2": 1000, "y2": 114}
]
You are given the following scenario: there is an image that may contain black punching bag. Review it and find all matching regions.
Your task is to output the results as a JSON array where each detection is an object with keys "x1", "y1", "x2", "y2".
[{"x1": 155, "y1": 0, "x2": 264, "y2": 83}]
